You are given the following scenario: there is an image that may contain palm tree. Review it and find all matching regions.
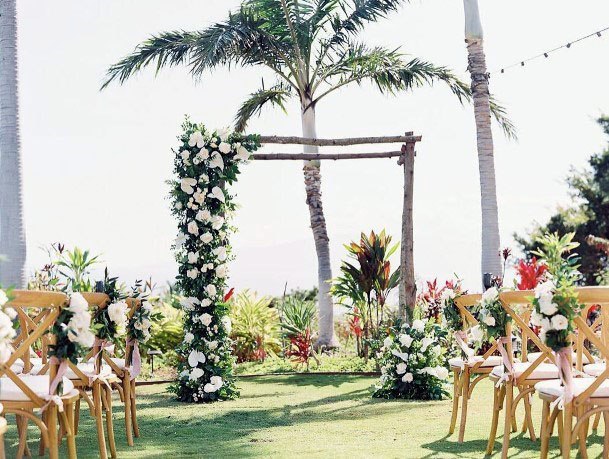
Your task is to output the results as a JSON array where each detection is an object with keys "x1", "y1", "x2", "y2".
[
  {"x1": 0, "y1": 0, "x2": 27, "y2": 288},
  {"x1": 463, "y1": 0, "x2": 504, "y2": 285},
  {"x1": 103, "y1": 0, "x2": 511, "y2": 343}
]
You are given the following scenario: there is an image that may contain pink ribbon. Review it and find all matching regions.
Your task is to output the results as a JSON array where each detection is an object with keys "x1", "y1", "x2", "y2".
[
  {"x1": 552, "y1": 347, "x2": 574, "y2": 411},
  {"x1": 454, "y1": 330, "x2": 475, "y2": 359},
  {"x1": 495, "y1": 337, "x2": 514, "y2": 387},
  {"x1": 126, "y1": 339, "x2": 142, "y2": 380},
  {"x1": 41, "y1": 357, "x2": 68, "y2": 413}
]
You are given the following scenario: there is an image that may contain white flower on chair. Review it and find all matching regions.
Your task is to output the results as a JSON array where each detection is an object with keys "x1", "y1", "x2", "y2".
[
  {"x1": 551, "y1": 314, "x2": 569, "y2": 331},
  {"x1": 108, "y1": 301, "x2": 129, "y2": 331}
]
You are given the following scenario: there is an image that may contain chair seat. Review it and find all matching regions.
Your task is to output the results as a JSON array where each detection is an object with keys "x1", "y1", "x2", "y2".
[
  {"x1": 527, "y1": 351, "x2": 593, "y2": 365},
  {"x1": 0, "y1": 375, "x2": 74, "y2": 401},
  {"x1": 449, "y1": 355, "x2": 503, "y2": 369},
  {"x1": 83, "y1": 357, "x2": 126, "y2": 370},
  {"x1": 29, "y1": 362, "x2": 114, "y2": 379},
  {"x1": 584, "y1": 363, "x2": 606, "y2": 377},
  {"x1": 535, "y1": 378, "x2": 609, "y2": 399},
  {"x1": 491, "y1": 362, "x2": 560, "y2": 380}
]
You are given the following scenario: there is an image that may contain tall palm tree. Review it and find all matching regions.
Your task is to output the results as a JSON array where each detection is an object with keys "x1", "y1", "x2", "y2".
[
  {"x1": 0, "y1": 0, "x2": 26, "y2": 288},
  {"x1": 103, "y1": 0, "x2": 511, "y2": 343},
  {"x1": 463, "y1": 0, "x2": 504, "y2": 285}
]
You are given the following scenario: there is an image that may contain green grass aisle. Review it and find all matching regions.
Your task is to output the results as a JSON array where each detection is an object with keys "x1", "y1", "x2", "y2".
[{"x1": 4, "y1": 375, "x2": 606, "y2": 458}]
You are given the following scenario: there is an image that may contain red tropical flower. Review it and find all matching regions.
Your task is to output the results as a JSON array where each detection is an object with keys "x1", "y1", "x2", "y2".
[
  {"x1": 223, "y1": 287, "x2": 235, "y2": 302},
  {"x1": 516, "y1": 257, "x2": 548, "y2": 290}
]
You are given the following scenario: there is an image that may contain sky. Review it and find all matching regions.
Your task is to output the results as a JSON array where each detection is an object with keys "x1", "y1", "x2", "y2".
[{"x1": 16, "y1": 0, "x2": 609, "y2": 297}]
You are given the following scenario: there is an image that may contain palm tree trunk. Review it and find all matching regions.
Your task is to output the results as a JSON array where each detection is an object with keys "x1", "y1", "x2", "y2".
[
  {"x1": 464, "y1": 0, "x2": 502, "y2": 284},
  {"x1": 301, "y1": 97, "x2": 336, "y2": 347},
  {"x1": 0, "y1": 0, "x2": 26, "y2": 288}
]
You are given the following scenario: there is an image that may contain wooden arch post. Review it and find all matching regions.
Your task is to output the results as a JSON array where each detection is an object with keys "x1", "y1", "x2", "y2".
[{"x1": 255, "y1": 133, "x2": 421, "y2": 321}]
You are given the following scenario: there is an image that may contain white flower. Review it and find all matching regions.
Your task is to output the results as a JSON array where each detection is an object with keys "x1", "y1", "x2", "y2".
[
  {"x1": 218, "y1": 142, "x2": 232, "y2": 154},
  {"x1": 210, "y1": 375, "x2": 223, "y2": 388},
  {"x1": 201, "y1": 299, "x2": 212, "y2": 307},
  {"x1": 187, "y1": 252, "x2": 199, "y2": 264},
  {"x1": 189, "y1": 368, "x2": 204, "y2": 381},
  {"x1": 203, "y1": 383, "x2": 217, "y2": 393},
  {"x1": 402, "y1": 372, "x2": 413, "y2": 383},
  {"x1": 420, "y1": 337, "x2": 434, "y2": 352},
  {"x1": 213, "y1": 246, "x2": 227, "y2": 261},
  {"x1": 469, "y1": 325, "x2": 484, "y2": 342},
  {"x1": 215, "y1": 265, "x2": 228, "y2": 278},
  {"x1": 535, "y1": 280, "x2": 555, "y2": 297},
  {"x1": 196, "y1": 210, "x2": 212, "y2": 223},
  {"x1": 196, "y1": 148, "x2": 210, "y2": 161},
  {"x1": 221, "y1": 316, "x2": 232, "y2": 334},
  {"x1": 440, "y1": 288, "x2": 455, "y2": 304},
  {"x1": 0, "y1": 290, "x2": 8, "y2": 306},
  {"x1": 188, "y1": 350, "x2": 206, "y2": 367},
  {"x1": 411, "y1": 319, "x2": 425, "y2": 333},
  {"x1": 108, "y1": 301, "x2": 128, "y2": 329},
  {"x1": 391, "y1": 349, "x2": 409, "y2": 362},
  {"x1": 235, "y1": 145, "x2": 250, "y2": 161},
  {"x1": 216, "y1": 128, "x2": 230, "y2": 141},
  {"x1": 541, "y1": 317, "x2": 553, "y2": 331},
  {"x1": 187, "y1": 221, "x2": 199, "y2": 235},
  {"x1": 206, "y1": 284, "x2": 217, "y2": 297},
  {"x1": 399, "y1": 334, "x2": 413, "y2": 348},
  {"x1": 175, "y1": 233, "x2": 187, "y2": 248},
  {"x1": 188, "y1": 131, "x2": 205, "y2": 148},
  {"x1": 187, "y1": 268, "x2": 199, "y2": 279},
  {"x1": 420, "y1": 367, "x2": 438, "y2": 377},
  {"x1": 211, "y1": 216, "x2": 225, "y2": 230},
  {"x1": 200, "y1": 232, "x2": 213, "y2": 244},
  {"x1": 184, "y1": 333, "x2": 194, "y2": 344},
  {"x1": 551, "y1": 314, "x2": 569, "y2": 330},
  {"x1": 180, "y1": 150, "x2": 190, "y2": 161},
  {"x1": 209, "y1": 186, "x2": 225, "y2": 203},
  {"x1": 396, "y1": 362, "x2": 407, "y2": 374},
  {"x1": 180, "y1": 297, "x2": 199, "y2": 311},
  {"x1": 435, "y1": 366, "x2": 449, "y2": 379},
  {"x1": 383, "y1": 336, "x2": 393, "y2": 348},
  {"x1": 200, "y1": 313, "x2": 213, "y2": 327},
  {"x1": 531, "y1": 311, "x2": 543, "y2": 326},
  {"x1": 180, "y1": 178, "x2": 197, "y2": 194},
  {"x1": 482, "y1": 287, "x2": 499, "y2": 302},
  {"x1": 538, "y1": 294, "x2": 558, "y2": 315},
  {"x1": 483, "y1": 315, "x2": 496, "y2": 327},
  {"x1": 209, "y1": 152, "x2": 224, "y2": 170},
  {"x1": 207, "y1": 340, "x2": 218, "y2": 350},
  {"x1": 68, "y1": 293, "x2": 89, "y2": 313},
  {"x1": 193, "y1": 190, "x2": 206, "y2": 205}
]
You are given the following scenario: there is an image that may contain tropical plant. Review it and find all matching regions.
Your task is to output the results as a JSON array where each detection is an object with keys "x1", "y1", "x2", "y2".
[
  {"x1": 463, "y1": 0, "x2": 516, "y2": 286},
  {"x1": 373, "y1": 316, "x2": 449, "y2": 400},
  {"x1": 0, "y1": 0, "x2": 26, "y2": 289},
  {"x1": 332, "y1": 230, "x2": 400, "y2": 357},
  {"x1": 102, "y1": 0, "x2": 513, "y2": 347},
  {"x1": 517, "y1": 116, "x2": 609, "y2": 284},
  {"x1": 230, "y1": 291, "x2": 281, "y2": 362},
  {"x1": 514, "y1": 257, "x2": 548, "y2": 291},
  {"x1": 279, "y1": 295, "x2": 317, "y2": 338}
]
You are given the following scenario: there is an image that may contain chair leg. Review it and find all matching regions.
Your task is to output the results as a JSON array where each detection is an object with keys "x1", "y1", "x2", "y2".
[
  {"x1": 540, "y1": 400, "x2": 550, "y2": 459},
  {"x1": 64, "y1": 401, "x2": 77, "y2": 459},
  {"x1": 593, "y1": 411, "x2": 602, "y2": 431},
  {"x1": 576, "y1": 405, "x2": 589, "y2": 459},
  {"x1": 16, "y1": 415, "x2": 28, "y2": 459},
  {"x1": 603, "y1": 411, "x2": 609, "y2": 458},
  {"x1": 486, "y1": 384, "x2": 504, "y2": 455},
  {"x1": 47, "y1": 405, "x2": 59, "y2": 459},
  {"x1": 501, "y1": 381, "x2": 514, "y2": 459},
  {"x1": 0, "y1": 432, "x2": 5, "y2": 459},
  {"x1": 105, "y1": 384, "x2": 117, "y2": 459},
  {"x1": 93, "y1": 382, "x2": 109, "y2": 459},
  {"x1": 561, "y1": 404, "x2": 572, "y2": 459},
  {"x1": 131, "y1": 379, "x2": 140, "y2": 438},
  {"x1": 449, "y1": 369, "x2": 460, "y2": 435},
  {"x1": 522, "y1": 389, "x2": 536, "y2": 441},
  {"x1": 123, "y1": 375, "x2": 134, "y2": 446},
  {"x1": 74, "y1": 397, "x2": 81, "y2": 436},
  {"x1": 458, "y1": 368, "x2": 470, "y2": 443}
]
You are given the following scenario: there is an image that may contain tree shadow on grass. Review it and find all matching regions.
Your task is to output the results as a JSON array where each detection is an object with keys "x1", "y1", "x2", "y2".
[{"x1": 246, "y1": 373, "x2": 374, "y2": 388}]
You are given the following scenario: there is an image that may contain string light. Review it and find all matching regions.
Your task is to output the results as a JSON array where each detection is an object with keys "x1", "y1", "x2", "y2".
[{"x1": 491, "y1": 25, "x2": 609, "y2": 76}]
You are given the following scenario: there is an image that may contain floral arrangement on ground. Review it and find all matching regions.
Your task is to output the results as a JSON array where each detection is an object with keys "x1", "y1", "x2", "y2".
[
  {"x1": 169, "y1": 119, "x2": 260, "y2": 402},
  {"x1": 373, "y1": 316, "x2": 449, "y2": 400}
]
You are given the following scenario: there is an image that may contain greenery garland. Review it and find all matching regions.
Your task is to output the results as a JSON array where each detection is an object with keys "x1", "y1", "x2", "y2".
[
  {"x1": 48, "y1": 293, "x2": 95, "y2": 364},
  {"x1": 169, "y1": 119, "x2": 260, "y2": 402},
  {"x1": 475, "y1": 287, "x2": 511, "y2": 341}
]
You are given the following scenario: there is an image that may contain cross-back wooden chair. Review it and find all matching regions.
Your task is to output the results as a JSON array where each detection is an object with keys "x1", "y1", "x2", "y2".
[
  {"x1": 1, "y1": 290, "x2": 79, "y2": 459},
  {"x1": 537, "y1": 287, "x2": 609, "y2": 459},
  {"x1": 0, "y1": 403, "x2": 6, "y2": 459},
  {"x1": 486, "y1": 289, "x2": 561, "y2": 458},
  {"x1": 449, "y1": 293, "x2": 505, "y2": 442}
]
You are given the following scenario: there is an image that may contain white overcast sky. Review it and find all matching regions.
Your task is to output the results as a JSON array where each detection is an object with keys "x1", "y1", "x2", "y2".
[{"x1": 17, "y1": 0, "x2": 609, "y2": 295}]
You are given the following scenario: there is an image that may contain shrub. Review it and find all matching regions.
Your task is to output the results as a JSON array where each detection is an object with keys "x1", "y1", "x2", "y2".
[
  {"x1": 373, "y1": 316, "x2": 449, "y2": 400},
  {"x1": 230, "y1": 291, "x2": 281, "y2": 362}
]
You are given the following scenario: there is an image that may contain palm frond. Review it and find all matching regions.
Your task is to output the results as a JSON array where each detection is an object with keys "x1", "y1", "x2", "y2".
[
  {"x1": 234, "y1": 83, "x2": 293, "y2": 132},
  {"x1": 489, "y1": 96, "x2": 518, "y2": 141}
]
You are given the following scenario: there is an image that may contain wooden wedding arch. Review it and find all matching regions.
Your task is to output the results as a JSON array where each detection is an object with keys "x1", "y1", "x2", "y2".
[{"x1": 252, "y1": 132, "x2": 421, "y2": 316}]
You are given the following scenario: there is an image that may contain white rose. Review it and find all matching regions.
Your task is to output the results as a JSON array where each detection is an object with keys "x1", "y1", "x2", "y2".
[
  {"x1": 206, "y1": 284, "x2": 217, "y2": 297},
  {"x1": 551, "y1": 314, "x2": 569, "y2": 331},
  {"x1": 396, "y1": 362, "x2": 407, "y2": 374},
  {"x1": 184, "y1": 332, "x2": 194, "y2": 344},
  {"x1": 193, "y1": 190, "x2": 206, "y2": 205},
  {"x1": 482, "y1": 287, "x2": 499, "y2": 302},
  {"x1": 399, "y1": 334, "x2": 413, "y2": 348},
  {"x1": 483, "y1": 315, "x2": 496, "y2": 327},
  {"x1": 541, "y1": 317, "x2": 553, "y2": 331},
  {"x1": 200, "y1": 313, "x2": 213, "y2": 327},
  {"x1": 197, "y1": 148, "x2": 210, "y2": 161},
  {"x1": 207, "y1": 340, "x2": 218, "y2": 350},
  {"x1": 187, "y1": 221, "x2": 199, "y2": 235},
  {"x1": 401, "y1": 372, "x2": 413, "y2": 383},
  {"x1": 180, "y1": 150, "x2": 190, "y2": 161},
  {"x1": 187, "y1": 252, "x2": 199, "y2": 264},
  {"x1": 215, "y1": 265, "x2": 228, "y2": 278},
  {"x1": 211, "y1": 216, "x2": 225, "y2": 230},
  {"x1": 108, "y1": 301, "x2": 128, "y2": 329},
  {"x1": 201, "y1": 299, "x2": 212, "y2": 307},
  {"x1": 187, "y1": 268, "x2": 199, "y2": 279},
  {"x1": 203, "y1": 383, "x2": 217, "y2": 393},
  {"x1": 440, "y1": 289, "x2": 455, "y2": 304},
  {"x1": 218, "y1": 142, "x2": 232, "y2": 154},
  {"x1": 538, "y1": 294, "x2": 558, "y2": 316},
  {"x1": 411, "y1": 319, "x2": 425, "y2": 333},
  {"x1": 531, "y1": 311, "x2": 543, "y2": 326},
  {"x1": 535, "y1": 280, "x2": 555, "y2": 297},
  {"x1": 383, "y1": 336, "x2": 393, "y2": 348},
  {"x1": 469, "y1": 325, "x2": 484, "y2": 342},
  {"x1": 0, "y1": 290, "x2": 8, "y2": 306},
  {"x1": 213, "y1": 246, "x2": 227, "y2": 261},
  {"x1": 435, "y1": 366, "x2": 449, "y2": 379},
  {"x1": 196, "y1": 210, "x2": 212, "y2": 222},
  {"x1": 68, "y1": 293, "x2": 89, "y2": 313},
  {"x1": 221, "y1": 316, "x2": 232, "y2": 334}
]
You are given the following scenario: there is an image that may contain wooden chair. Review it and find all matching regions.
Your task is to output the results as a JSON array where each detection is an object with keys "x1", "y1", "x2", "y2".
[
  {"x1": 0, "y1": 403, "x2": 6, "y2": 459},
  {"x1": 536, "y1": 287, "x2": 609, "y2": 459},
  {"x1": 486, "y1": 290, "x2": 561, "y2": 458},
  {"x1": 1, "y1": 290, "x2": 79, "y2": 459},
  {"x1": 449, "y1": 293, "x2": 505, "y2": 442}
]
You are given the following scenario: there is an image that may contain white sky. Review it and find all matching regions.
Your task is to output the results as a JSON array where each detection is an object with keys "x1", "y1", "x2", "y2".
[{"x1": 17, "y1": 0, "x2": 609, "y2": 296}]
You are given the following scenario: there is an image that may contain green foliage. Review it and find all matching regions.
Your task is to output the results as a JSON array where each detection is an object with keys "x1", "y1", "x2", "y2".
[
  {"x1": 230, "y1": 291, "x2": 281, "y2": 362},
  {"x1": 279, "y1": 295, "x2": 317, "y2": 338},
  {"x1": 474, "y1": 287, "x2": 511, "y2": 342},
  {"x1": 146, "y1": 299, "x2": 184, "y2": 354},
  {"x1": 332, "y1": 230, "x2": 399, "y2": 357},
  {"x1": 234, "y1": 354, "x2": 377, "y2": 375},
  {"x1": 517, "y1": 116, "x2": 609, "y2": 284}
]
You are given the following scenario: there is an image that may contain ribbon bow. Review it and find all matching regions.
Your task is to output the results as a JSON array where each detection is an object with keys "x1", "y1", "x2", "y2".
[
  {"x1": 126, "y1": 338, "x2": 142, "y2": 380},
  {"x1": 553, "y1": 347, "x2": 574, "y2": 411},
  {"x1": 494, "y1": 336, "x2": 514, "y2": 387},
  {"x1": 454, "y1": 330, "x2": 476, "y2": 371},
  {"x1": 87, "y1": 371, "x2": 113, "y2": 389},
  {"x1": 41, "y1": 394, "x2": 64, "y2": 413}
]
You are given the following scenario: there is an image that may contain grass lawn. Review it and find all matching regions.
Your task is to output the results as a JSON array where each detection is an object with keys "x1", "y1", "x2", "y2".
[{"x1": 4, "y1": 375, "x2": 606, "y2": 458}]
